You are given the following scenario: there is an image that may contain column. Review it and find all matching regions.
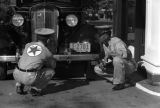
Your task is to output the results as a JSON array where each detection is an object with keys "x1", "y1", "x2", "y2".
[{"x1": 141, "y1": 0, "x2": 160, "y2": 85}]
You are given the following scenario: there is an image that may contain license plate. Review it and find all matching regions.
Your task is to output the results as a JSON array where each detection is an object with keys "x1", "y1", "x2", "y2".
[{"x1": 70, "y1": 42, "x2": 91, "y2": 52}]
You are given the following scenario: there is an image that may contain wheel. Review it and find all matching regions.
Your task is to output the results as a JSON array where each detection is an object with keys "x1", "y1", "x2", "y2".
[
  {"x1": 0, "y1": 63, "x2": 7, "y2": 80},
  {"x1": 85, "y1": 61, "x2": 98, "y2": 81}
]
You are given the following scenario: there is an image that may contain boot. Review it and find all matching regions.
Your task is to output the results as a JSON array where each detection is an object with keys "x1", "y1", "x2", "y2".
[
  {"x1": 30, "y1": 88, "x2": 42, "y2": 96},
  {"x1": 125, "y1": 78, "x2": 136, "y2": 87},
  {"x1": 16, "y1": 84, "x2": 25, "y2": 94},
  {"x1": 112, "y1": 84, "x2": 125, "y2": 90}
]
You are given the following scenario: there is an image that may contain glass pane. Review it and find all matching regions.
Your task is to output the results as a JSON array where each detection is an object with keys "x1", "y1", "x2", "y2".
[{"x1": 31, "y1": 7, "x2": 59, "y2": 54}]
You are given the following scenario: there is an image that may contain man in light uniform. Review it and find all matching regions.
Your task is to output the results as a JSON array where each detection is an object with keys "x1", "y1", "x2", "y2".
[
  {"x1": 13, "y1": 28, "x2": 56, "y2": 96},
  {"x1": 94, "y1": 34, "x2": 136, "y2": 90}
]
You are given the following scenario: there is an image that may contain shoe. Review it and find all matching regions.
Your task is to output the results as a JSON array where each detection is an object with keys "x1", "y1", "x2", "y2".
[
  {"x1": 30, "y1": 88, "x2": 42, "y2": 96},
  {"x1": 125, "y1": 79, "x2": 135, "y2": 87},
  {"x1": 112, "y1": 84, "x2": 125, "y2": 90},
  {"x1": 16, "y1": 84, "x2": 25, "y2": 95},
  {"x1": 127, "y1": 81, "x2": 135, "y2": 87}
]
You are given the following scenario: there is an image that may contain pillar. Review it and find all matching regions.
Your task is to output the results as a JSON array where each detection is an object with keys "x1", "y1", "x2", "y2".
[{"x1": 141, "y1": 0, "x2": 160, "y2": 85}]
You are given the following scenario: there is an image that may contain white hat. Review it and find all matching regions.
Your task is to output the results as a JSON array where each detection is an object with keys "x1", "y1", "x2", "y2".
[{"x1": 35, "y1": 28, "x2": 55, "y2": 35}]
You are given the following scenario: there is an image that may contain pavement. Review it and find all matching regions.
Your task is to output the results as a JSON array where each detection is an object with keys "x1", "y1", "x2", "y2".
[
  {"x1": 1, "y1": 66, "x2": 160, "y2": 108},
  {"x1": 97, "y1": 63, "x2": 160, "y2": 97},
  {"x1": 136, "y1": 79, "x2": 160, "y2": 96},
  {"x1": 1, "y1": 73, "x2": 160, "y2": 108},
  {"x1": 133, "y1": 64, "x2": 160, "y2": 97}
]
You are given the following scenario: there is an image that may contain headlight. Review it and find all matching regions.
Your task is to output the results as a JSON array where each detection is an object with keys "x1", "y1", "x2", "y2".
[
  {"x1": 66, "y1": 14, "x2": 78, "y2": 27},
  {"x1": 12, "y1": 14, "x2": 24, "y2": 26}
]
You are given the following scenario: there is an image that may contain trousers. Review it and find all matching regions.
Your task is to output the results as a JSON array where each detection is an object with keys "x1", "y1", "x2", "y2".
[
  {"x1": 13, "y1": 67, "x2": 55, "y2": 90},
  {"x1": 112, "y1": 56, "x2": 136, "y2": 84}
]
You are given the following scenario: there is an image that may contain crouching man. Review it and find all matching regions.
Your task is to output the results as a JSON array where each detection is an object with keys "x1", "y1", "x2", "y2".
[
  {"x1": 95, "y1": 34, "x2": 136, "y2": 90},
  {"x1": 13, "y1": 34, "x2": 56, "y2": 96}
]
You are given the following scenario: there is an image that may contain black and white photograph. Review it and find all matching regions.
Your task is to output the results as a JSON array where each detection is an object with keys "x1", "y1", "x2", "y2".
[{"x1": 0, "y1": 0, "x2": 160, "y2": 108}]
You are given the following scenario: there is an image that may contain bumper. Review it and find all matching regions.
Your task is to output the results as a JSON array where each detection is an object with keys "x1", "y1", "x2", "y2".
[{"x1": 0, "y1": 54, "x2": 99, "y2": 62}]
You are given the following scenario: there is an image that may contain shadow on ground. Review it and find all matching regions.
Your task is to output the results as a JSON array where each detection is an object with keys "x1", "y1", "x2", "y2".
[
  {"x1": 7, "y1": 62, "x2": 147, "y2": 96},
  {"x1": 131, "y1": 63, "x2": 147, "y2": 83},
  {"x1": 43, "y1": 73, "x2": 110, "y2": 95},
  {"x1": 42, "y1": 79, "x2": 89, "y2": 95}
]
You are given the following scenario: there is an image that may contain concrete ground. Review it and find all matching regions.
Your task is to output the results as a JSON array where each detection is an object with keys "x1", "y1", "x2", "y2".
[
  {"x1": 136, "y1": 79, "x2": 160, "y2": 97},
  {"x1": 0, "y1": 69, "x2": 160, "y2": 108}
]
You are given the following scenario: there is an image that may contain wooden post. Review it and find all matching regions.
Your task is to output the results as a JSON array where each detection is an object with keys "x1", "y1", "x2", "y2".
[
  {"x1": 113, "y1": 0, "x2": 128, "y2": 42},
  {"x1": 113, "y1": 0, "x2": 122, "y2": 38},
  {"x1": 135, "y1": 0, "x2": 146, "y2": 62}
]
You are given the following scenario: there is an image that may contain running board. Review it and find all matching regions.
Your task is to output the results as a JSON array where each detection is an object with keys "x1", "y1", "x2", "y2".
[{"x1": 0, "y1": 54, "x2": 99, "y2": 62}]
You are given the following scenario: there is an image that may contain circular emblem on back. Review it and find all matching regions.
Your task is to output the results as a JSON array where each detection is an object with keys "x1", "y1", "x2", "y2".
[{"x1": 27, "y1": 45, "x2": 42, "y2": 56}]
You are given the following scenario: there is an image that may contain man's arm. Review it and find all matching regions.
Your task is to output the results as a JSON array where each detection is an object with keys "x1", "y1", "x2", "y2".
[
  {"x1": 43, "y1": 46, "x2": 56, "y2": 69},
  {"x1": 115, "y1": 42, "x2": 127, "y2": 58},
  {"x1": 44, "y1": 57, "x2": 56, "y2": 69}
]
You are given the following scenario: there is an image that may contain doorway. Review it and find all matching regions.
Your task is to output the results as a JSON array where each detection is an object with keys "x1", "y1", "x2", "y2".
[{"x1": 114, "y1": 0, "x2": 146, "y2": 62}]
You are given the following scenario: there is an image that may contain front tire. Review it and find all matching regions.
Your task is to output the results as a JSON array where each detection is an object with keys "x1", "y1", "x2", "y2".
[
  {"x1": 0, "y1": 63, "x2": 7, "y2": 80},
  {"x1": 85, "y1": 61, "x2": 98, "y2": 81}
]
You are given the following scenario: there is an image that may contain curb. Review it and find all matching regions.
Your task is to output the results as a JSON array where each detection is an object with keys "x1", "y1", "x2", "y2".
[{"x1": 136, "y1": 82, "x2": 160, "y2": 96}]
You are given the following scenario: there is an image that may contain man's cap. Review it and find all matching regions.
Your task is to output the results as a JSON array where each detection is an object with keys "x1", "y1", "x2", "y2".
[{"x1": 35, "y1": 28, "x2": 55, "y2": 44}]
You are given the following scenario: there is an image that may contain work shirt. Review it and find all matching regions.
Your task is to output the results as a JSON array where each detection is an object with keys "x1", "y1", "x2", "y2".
[
  {"x1": 18, "y1": 41, "x2": 55, "y2": 70},
  {"x1": 14, "y1": 41, "x2": 55, "y2": 85},
  {"x1": 103, "y1": 37, "x2": 136, "y2": 84},
  {"x1": 103, "y1": 37, "x2": 132, "y2": 60}
]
